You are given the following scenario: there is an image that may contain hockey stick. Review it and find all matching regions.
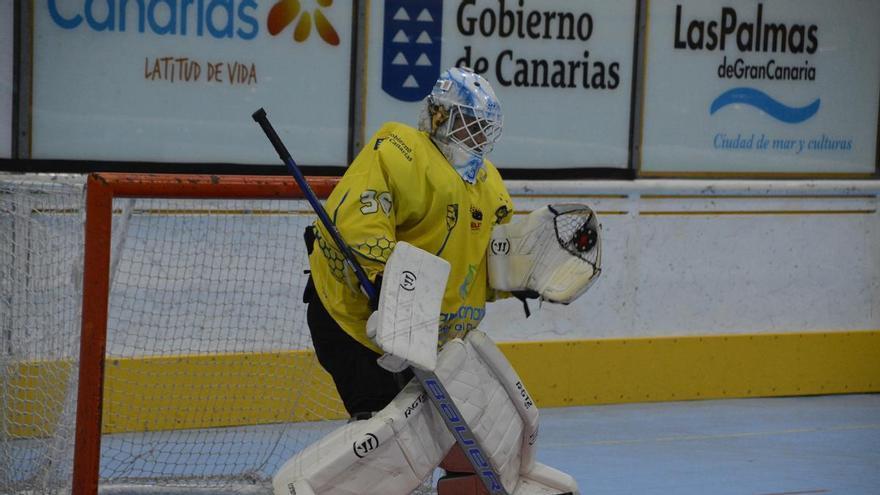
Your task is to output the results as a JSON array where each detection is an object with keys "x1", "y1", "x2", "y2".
[{"x1": 252, "y1": 108, "x2": 509, "y2": 495}]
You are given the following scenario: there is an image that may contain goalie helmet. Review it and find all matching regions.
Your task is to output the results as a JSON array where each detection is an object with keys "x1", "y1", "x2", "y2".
[
  {"x1": 418, "y1": 67, "x2": 503, "y2": 184},
  {"x1": 488, "y1": 204, "x2": 602, "y2": 304}
]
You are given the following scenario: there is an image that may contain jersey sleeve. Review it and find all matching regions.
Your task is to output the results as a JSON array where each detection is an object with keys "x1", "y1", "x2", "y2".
[{"x1": 314, "y1": 124, "x2": 426, "y2": 287}]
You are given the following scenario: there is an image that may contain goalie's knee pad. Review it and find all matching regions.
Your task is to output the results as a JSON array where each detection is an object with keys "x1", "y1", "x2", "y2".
[
  {"x1": 273, "y1": 330, "x2": 579, "y2": 495},
  {"x1": 436, "y1": 331, "x2": 579, "y2": 495},
  {"x1": 272, "y1": 378, "x2": 453, "y2": 495}
]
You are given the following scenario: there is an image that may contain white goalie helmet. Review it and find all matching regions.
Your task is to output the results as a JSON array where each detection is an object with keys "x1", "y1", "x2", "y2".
[{"x1": 419, "y1": 67, "x2": 503, "y2": 183}]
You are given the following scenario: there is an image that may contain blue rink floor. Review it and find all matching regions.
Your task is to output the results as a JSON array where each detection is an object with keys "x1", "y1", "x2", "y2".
[
  {"x1": 538, "y1": 394, "x2": 880, "y2": 495},
  {"x1": 96, "y1": 394, "x2": 879, "y2": 494}
]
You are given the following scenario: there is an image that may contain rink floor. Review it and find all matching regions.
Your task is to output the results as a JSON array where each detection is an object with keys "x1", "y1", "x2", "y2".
[
  {"x1": 539, "y1": 394, "x2": 880, "y2": 495},
  {"x1": 91, "y1": 393, "x2": 880, "y2": 494}
]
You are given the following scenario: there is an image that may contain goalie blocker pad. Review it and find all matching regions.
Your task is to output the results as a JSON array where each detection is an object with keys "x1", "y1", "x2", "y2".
[
  {"x1": 272, "y1": 330, "x2": 579, "y2": 495},
  {"x1": 488, "y1": 204, "x2": 601, "y2": 304},
  {"x1": 366, "y1": 241, "x2": 451, "y2": 372}
]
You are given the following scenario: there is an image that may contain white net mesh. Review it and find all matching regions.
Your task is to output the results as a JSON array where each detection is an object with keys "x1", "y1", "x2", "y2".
[
  {"x1": 98, "y1": 196, "x2": 341, "y2": 491},
  {"x1": 1, "y1": 176, "x2": 85, "y2": 493},
  {"x1": 1, "y1": 175, "x2": 349, "y2": 494}
]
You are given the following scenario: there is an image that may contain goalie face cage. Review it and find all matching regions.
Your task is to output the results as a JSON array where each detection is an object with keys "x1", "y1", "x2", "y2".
[{"x1": 1, "y1": 174, "x2": 344, "y2": 495}]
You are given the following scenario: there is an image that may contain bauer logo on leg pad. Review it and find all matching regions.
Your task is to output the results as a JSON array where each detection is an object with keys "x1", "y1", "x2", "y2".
[{"x1": 287, "y1": 483, "x2": 296, "y2": 495}]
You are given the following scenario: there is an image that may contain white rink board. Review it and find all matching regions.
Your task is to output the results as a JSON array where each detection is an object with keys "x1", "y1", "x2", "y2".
[
  {"x1": 86, "y1": 180, "x2": 880, "y2": 353},
  {"x1": 482, "y1": 180, "x2": 880, "y2": 340}
]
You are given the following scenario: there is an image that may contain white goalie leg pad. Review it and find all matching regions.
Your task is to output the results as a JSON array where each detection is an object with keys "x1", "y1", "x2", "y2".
[
  {"x1": 272, "y1": 379, "x2": 454, "y2": 495},
  {"x1": 273, "y1": 330, "x2": 578, "y2": 495},
  {"x1": 460, "y1": 331, "x2": 580, "y2": 495},
  {"x1": 432, "y1": 333, "x2": 525, "y2": 493},
  {"x1": 273, "y1": 334, "x2": 529, "y2": 495},
  {"x1": 463, "y1": 331, "x2": 539, "y2": 469},
  {"x1": 515, "y1": 463, "x2": 579, "y2": 495}
]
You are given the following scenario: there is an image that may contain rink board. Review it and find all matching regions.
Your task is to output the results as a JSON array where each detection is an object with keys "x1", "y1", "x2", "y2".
[{"x1": 6, "y1": 330, "x2": 879, "y2": 437}]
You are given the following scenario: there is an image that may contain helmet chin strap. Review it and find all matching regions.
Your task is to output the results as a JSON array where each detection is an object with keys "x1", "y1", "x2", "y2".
[{"x1": 433, "y1": 137, "x2": 484, "y2": 184}]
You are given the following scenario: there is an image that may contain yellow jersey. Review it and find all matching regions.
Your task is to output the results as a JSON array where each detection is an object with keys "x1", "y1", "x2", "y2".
[{"x1": 309, "y1": 122, "x2": 513, "y2": 353}]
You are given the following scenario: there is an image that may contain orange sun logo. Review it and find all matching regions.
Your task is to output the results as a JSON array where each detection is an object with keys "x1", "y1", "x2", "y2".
[{"x1": 268, "y1": 0, "x2": 340, "y2": 46}]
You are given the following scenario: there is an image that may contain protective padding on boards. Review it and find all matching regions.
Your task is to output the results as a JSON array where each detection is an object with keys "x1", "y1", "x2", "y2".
[{"x1": 373, "y1": 241, "x2": 451, "y2": 371}]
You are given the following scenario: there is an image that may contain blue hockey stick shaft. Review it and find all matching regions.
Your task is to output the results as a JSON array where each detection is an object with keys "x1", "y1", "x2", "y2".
[
  {"x1": 252, "y1": 108, "x2": 509, "y2": 495},
  {"x1": 252, "y1": 108, "x2": 376, "y2": 301}
]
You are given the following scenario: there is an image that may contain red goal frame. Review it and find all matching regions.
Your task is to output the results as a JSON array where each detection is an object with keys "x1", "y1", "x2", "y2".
[{"x1": 73, "y1": 173, "x2": 338, "y2": 495}]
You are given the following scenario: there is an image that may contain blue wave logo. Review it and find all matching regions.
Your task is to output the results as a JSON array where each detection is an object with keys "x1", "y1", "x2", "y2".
[{"x1": 710, "y1": 87, "x2": 820, "y2": 124}]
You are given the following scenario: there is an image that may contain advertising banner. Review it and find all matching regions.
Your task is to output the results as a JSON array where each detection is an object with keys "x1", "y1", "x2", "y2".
[
  {"x1": 1, "y1": 2, "x2": 12, "y2": 159},
  {"x1": 364, "y1": 0, "x2": 637, "y2": 169},
  {"x1": 32, "y1": 0, "x2": 353, "y2": 165},
  {"x1": 641, "y1": 0, "x2": 880, "y2": 174}
]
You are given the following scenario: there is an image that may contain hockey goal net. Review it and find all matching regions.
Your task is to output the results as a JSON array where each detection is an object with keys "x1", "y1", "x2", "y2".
[{"x1": 1, "y1": 173, "x2": 347, "y2": 494}]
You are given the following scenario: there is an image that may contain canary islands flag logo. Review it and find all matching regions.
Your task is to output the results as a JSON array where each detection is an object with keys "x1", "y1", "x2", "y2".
[{"x1": 382, "y1": 0, "x2": 443, "y2": 102}]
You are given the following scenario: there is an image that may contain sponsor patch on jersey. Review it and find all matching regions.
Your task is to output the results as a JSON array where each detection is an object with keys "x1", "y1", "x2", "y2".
[
  {"x1": 470, "y1": 206, "x2": 483, "y2": 230},
  {"x1": 381, "y1": 0, "x2": 443, "y2": 102},
  {"x1": 494, "y1": 205, "x2": 509, "y2": 224},
  {"x1": 446, "y1": 204, "x2": 459, "y2": 230},
  {"x1": 458, "y1": 264, "x2": 478, "y2": 299},
  {"x1": 373, "y1": 137, "x2": 385, "y2": 150},
  {"x1": 385, "y1": 133, "x2": 413, "y2": 162}
]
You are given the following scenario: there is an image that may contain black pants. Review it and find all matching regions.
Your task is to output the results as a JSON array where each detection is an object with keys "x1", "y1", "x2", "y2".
[{"x1": 306, "y1": 284, "x2": 413, "y2": 416}]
